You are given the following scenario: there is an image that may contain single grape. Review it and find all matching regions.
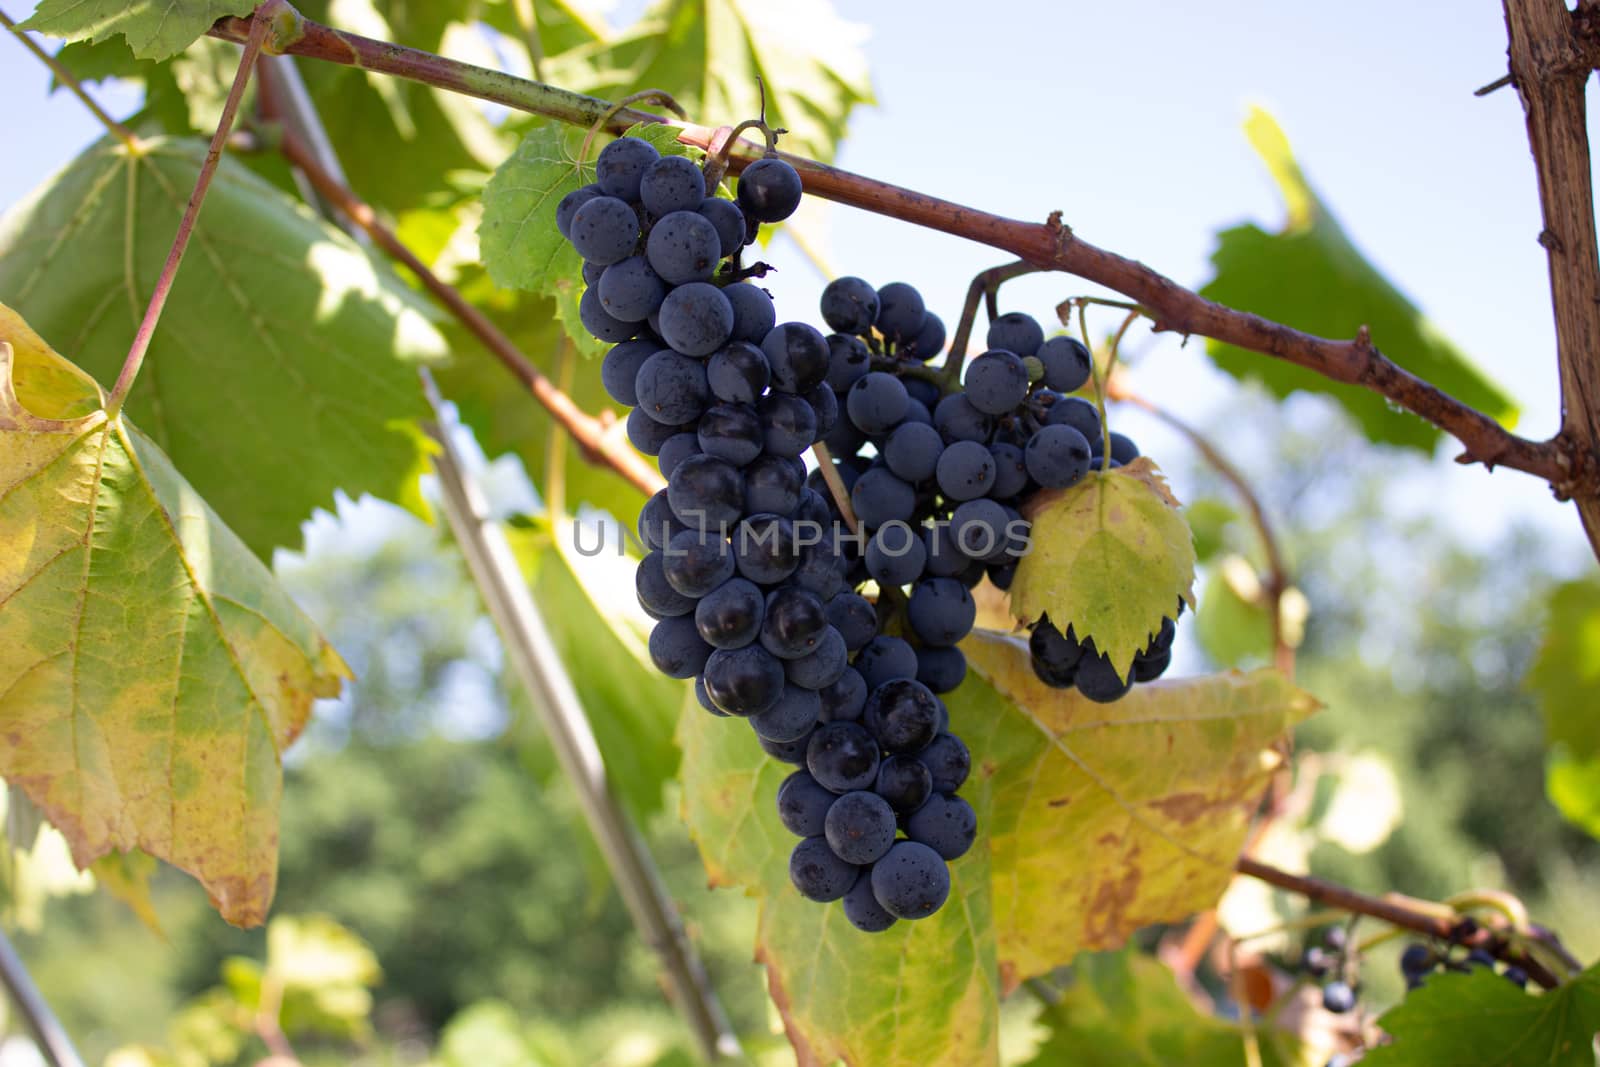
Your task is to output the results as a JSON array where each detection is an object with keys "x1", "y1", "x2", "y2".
[
  {"x1": 907, "y1": 578, "x2": 976, "y2": 647},
  {"x1": 825, "y1": 790, "x2": 897, "y2": 864},
  {"x1": 915, "y1": 644, "x2": 967, "y2": 694},
  {"x1": 723, "y1": 282, "x2": 776, "y2": 344},
  {"x1": 806, "y1": 721, "x2": 881, "y2": 793},
  {"x1": 818, "y1": 667, "x2": 868, "y2": 722},
  {"x1": 596, "y1": 136, "x2": 660, "y2": 199},
  {"x1": 875, "y1": 282, "x2": 925, "y2": 342},
  {"x1": 758, "y1": 731, "x2": 812, "y2": 764},
  {"x1": 742, "y1": 453, "x2": 803, "y2": 516},
  {"x1": 568, "y1": 195, "x2": 639, "y2": 265},
  {"x1": 760, "y1": 322, "x2": 830, "y2": 393},
  {"x1": 639, "y1": 155, "x2": 705, "y2": 216},
  {"x1": 792, "y1": 541, "x2": 849, "y2": 601},
  {"x1": 638, "y1": 489, "x2": 686, "y2": 551},
  {"x1": 760, "y1": 586, "x2": 829, "y2": 660},
  {"x1": 582, "y1": 258, "x2": 606, "y2": 288},
  {"x1": 661, "y1": 527, "x2": 734, "y2": 598},
  {"x1": 1321, "y1": 981, "x2": 1357, "y2": 1014},
  {"x1": 918, "y1": 733, "x2": 970, "y2": 793},
  {"x1": 933, "y1": 392, "x2": 993, "y2": 444},
  {"x1": 787, "y1": 626, "x2": 848, "y2": 689},
  {"x1": 1044, "y1": 394, "x2": 1102, "y2": 442},
  {"x1": 1030, "y1": 617, "x2": 1084, "y2": 675},
  {"x1": 902, "y1": 312, "x2": 946, "y2": 361},
  {"x1": 695, "y1": 675, "x2": 724, "y2": 716},
  {"x1": 850, "y1": 467, "x2": 916, "y2": 528},
  {"x1": 825, "y1": 593, "x2": 879, "y2": 652},
  {"x1": 656, "y1": 432, "x2": 701, "y2": 479},
  {"x1": 598, "y1": 255, "x2": 666, "y2": 322},
  {"x1": 821, "y1": 276, "x2": 881, "y2": 334},
  {"x1": 634, "y1": 350, "x2": 709, "y2": 424},
  {"x1": 806, "y1": 384, "x2": 840, "y2": 437},
  {"x1": 922, "y1": 522, "x2": 971, "y2": 578},
  {"x1": 935, "y1": 439, "x2": 998, "y2": 501},
  {"x1": 874, "y1": 753, "x2": 933, "y2": 813},
  {"x1": 985, "y1": 311, "x2": 1044, "y2": 357},
  {"x1": 707, "y1": 341, "x2": 770, "y2": 405},
  {"x1": 866, "y1": 521, "x2": 928, "y2": 588},
  {"x1": 1399, "y1": 944, "x2": 1435, "y2": 978},
  {"x1": 855, "y1": 635, "x2": 919, "y2": 690},
  {"x1": 825, "y1": 333, "x2": 872, "y2": 391},
  {"x1": 907, "y1": 792, "x2": 976, "y2": 861},
  {"x1": 1132, "y1": 649, "x2": 1172, "y2": 682},
  {"x1": 884, "y1": 421, "x2": 944, "y2": 483},
  {"x1": 950, "y1": 498, "x2": 1010, "y2": 561},
  {"x1": 694, "y1": 576, "x2": 765, "y2": 649},
  {"x1": 752, "y1": 684, "x2": 823, "y2": 743},
  {"x1": 704, "y1": 643, "x2": 786, "y2": 715},
  {"x1": 777, "y1": 770, "x2": 836, "y2": 838},
  {"x1": 667, "y1": 453, "x2": 744, "y2": 531},
  {"x1": 989, "y1": 441, "x2": 1030, "y2": 499},
  {"x1": 600, "y1": 339, "x2": 658, "y2": 407},
  {"x1": 648, "y1": 615, "x2": 713, "y2": 679},
  {"x1": 963, "y1": 350, "x2": 1030, "y2": 415},
  {"x1": 697, "y1": 196, "x2": 747, "y2": 258},
  {"x1": 1075, "y1": 649, "x2": 1134, "y2": 703},
  {"x1": 1102, "y1": 431, "x2": 1141, "y2": 465},
  {"x1": 870, "y1": 840, "x2": 950, "y2": 919},
  {"x1": 734, "y1": 513, "x2": 801, "y2": 585},
  {"x1": 579, "y1": 285, "x2": 639, "y2": 343},
  {"x1": 758, "y1": 392, "x2": 819, "y2": 457},
  {"x1": 846, "y1": 372, "x2": 909, "y2": 433},
  {"x1": 657, "y1": 282, "x2": 734, "y2": 356},
  {"x1": 737, "y1": 157, "x2": 804, "y2": 222},
  {"x1": 863, "y1": 678, "x2": 941, "y2": 753},
  {"x1": 556, "y1": 183, "x2": 601, "y2": 238},
  {"x1": 646, "y1": 210, "x2": 722, "y2": 285},
  {"x1": 843, "y1": 869, "x2": 897, "y2": 932},
  {"x1": 636, "y1": 550, "x2": 697, "y2": 618},
  {"x1": 1036, "y1": 335, "x2": 1092, "y2": 392},
  {"x1": 1025, "y1": 424, "x2": 1093, "y2": 489},
  {"x1": 789, "y1": 835, "x2": 857, "y2": 902},
  {"x1": 697, "y1": 402, "x2": 763, "y2": 465}
]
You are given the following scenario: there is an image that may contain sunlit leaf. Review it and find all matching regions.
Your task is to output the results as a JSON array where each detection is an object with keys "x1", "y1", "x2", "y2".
[
  {"x1": 1528, "y1": 578, "x2": 1600, "y2": 760},
  {"x1": 20, "y1": 0, "x2": 253, "y2": 61},
  {"x1": 1011, "y1": 458, "x2": 1197, "y2": 681},
  {"x1": 1199, "y1": 109, "x2": 1517, "y2": 451},
  {"x1": 0, "y1": 310, "x2": 348, "y2": 926}
]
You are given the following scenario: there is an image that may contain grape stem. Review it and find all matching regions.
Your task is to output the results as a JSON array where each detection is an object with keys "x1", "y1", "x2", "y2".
[
  {"x1": 275, "y1": 130, "x2": 667, "y2": 498},
  {"x1": 1235, "y1": 856, "x2": 1571, "y2": 989},
  {"x1": 206, "y1": 7, "x2": 1595, "y2": 546},
  {"x1": 575, "y1": 88, "x2": 687, "y2": 176},
  {"x1": 941, "y1": 260, "x2": 1043, "y2": 386},
  {"x1": 1108, "y1": 379, "x2": 1295, "y2": 676},
  {"x1": 105, "y1": 2, "x2": 283, "y2": 416},
  {"x1": 809, "y1": 440, "x2": 861, "y2": 534},
  {"x1": 0, "y1": 8, "x2": 140, "y2": 150}
]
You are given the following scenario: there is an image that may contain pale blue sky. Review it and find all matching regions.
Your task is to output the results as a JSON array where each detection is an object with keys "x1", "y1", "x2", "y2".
[{"x1": 0, "y1": 0, "x2": 1593, "y2": 565}]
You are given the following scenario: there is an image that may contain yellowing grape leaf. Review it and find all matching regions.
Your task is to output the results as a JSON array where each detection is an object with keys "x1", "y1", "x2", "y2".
[
  {"x1": 1360, "y1": 965, "x2": 1600, "y2": 1067},
  {"x1": 961, "y1": 632, "x2": 1315, "y2": 987},
  {"x1": 677, "y1": 629, "x2": 1314, "y2": 1065},
  {"x1": 0, "y1": 308, "x2": 347, "y2": 926},
  {"x1": 19, "y1": 0, "x2": 254, "y2": 61},
  {"x1": 1012, "y1": 458, "x2": 1197, "y2": 681}
]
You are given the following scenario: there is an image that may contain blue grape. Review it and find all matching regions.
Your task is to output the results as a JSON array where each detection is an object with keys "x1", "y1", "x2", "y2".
[
  {"x1": 875, "y1": 753, "x2": 933, "y2": 813},
  {"x1": 656, "y1": 432, "x2": 702, "y2": 479},
  {"x1": 658, "y1": 282, "x2": 734, "y2": 356},
  {"x1": 902, "y1": 312, "x2": 946, "y2": 361},
  {"x1": 568, "y1": 195, "x2": 639, "y2": 264},
  {"x1": 667, "y1": 453, "x2": 744, "y2": 530},
  {"x1": 646, "y1": 210, "x2": 722, "y2": 285},
  {"x1": 598, "y1": 256, "x2": 665, "y2": 322},
  {"x1": 863, "y1": 678, "x2": 941, "y2": 753},
  {"x1": 706, "y1": 340, "x2": 770, "y2": 403},
  {"x1": 985, "y1": 311, "x2": 1044, "y2": 356},
  {"x1": 639, "y1": 154, "x2": 705, "y2": 215},
  {"x1": 742, "y1": 453, "x2": 803, "y2": 515},
  {"x1": 825, "y1": 790, "x2": 897, "y2": 864},
  {"x1": 792, "y1": 542, "x2": 848, "y2": 600},
  {"x1": 1045, "y1": 394, "x2": 1101, "y2": 442},
  {"x1": 843, "y1": 869, "x2": 897, "y2": 932},
  {"x1": 854, "y1": 635, "x2": 919, "y2": 690},
  {"x1": 988, "y1": 442, "x2": 1029, "y2": 499},
  {"x1": 933, "y1": 393, "x2": 993, "y2": 443},
  {"x1": 787, "y1": 626, "x2": 848, "y2": 689},
  {"x1": 600, "y1": 339, "x2": 658, "y2": 406},
  {"x1": 850, "y1": 467, "x2": 916, "y2": 528},
  {"x1": 762, "y1": 322, "x2": 830, "y2": 393},
  {"x1": 697, "y1": 402, "x2": 763, "y2": 465},
  {"x1": 963, "y1": 350, "x2": 1030, "y2": 415},
  {"x1": 950, "y1": 498, "x2": 1009, "y2": 560},
  {"x1": 636, "y1": 549, "x2": 696, "y2": 618},
  {"x1": 758, "y1": 393, "x2": 818, "y2": 457},
  {"x1": 935, "y1": 439, "x2": 997, "y2": 501},
  {"x1": 821, "y1": 276, "x2": 880, "y2": 334},
  {"x1": 825, "y1": 333, "x2": 872, "y2": 391},
  {"x1": 638, "y1": 489, "x2": 686, "y2": 551},
  {"x1": 759, "y1": 732, "x2": 812, "y2": 764},
  {"x1": 789, "y1": 835, "x2": 857, "y2": 902},
  {"x1": 777, "y1": 771, "x2": 836, "y2": 837},
  {"x1": 634, "y1": 350, "x2": 709, "y2": 424},
  {"x1": 556, "y1": 182, "x2": 601, "y2": 238},
  {"x1": 723, "y1": 282, "x2": 776, "y2": 343},
  {"x1": 704, "y1": 643, "x2": 786, "y2": 715},
  {"x1": 906, "y1": 792, "x2": 976, "y2": 861},
  {"x1": 806, "y1": 384, "x2": 840, "y2": 437},
  {"x1": 737, "y1": 157, "x2": 804, "y2": 222},
  {"x1": 661, "y1": 527, "x2": 734, "y2": 598},
  {"x1": 915, "y1": 645, "x2": 966, "y2": 694},
  {"x1": 846, "y1": 372, "x2": 909, "y2": 433},
  {"x1": 806, "y1": 721, "x2": 881, "y2": 793},
  {"x1": 884, "y1": 421, "x2": 944, "y2": 483},
  {"x1": 626, "y1": 406, "x2": 686, "y2": 456},
  {"x1": 579, "y1": 285, "x2": 639, "y2": 342},
  {"x1": 818, "y1": 667, "x2": 868, "y2": 722},
  {"x1": 922, "y1": 521, "x2": 971, "y2": 577},
  {"x1": 734, "y1": 513, "x2": 800, "y2": 585},
  {"x1": 752, "y1": 684, "x2": 823, "y2": 743},
  {"x1": 1036, "y1": 335, "x2": 1092, "y2": 392},
  {"x1": 596, "y1": 136, "x2": 660, "y2": 200},
  {"x1": 870, "y1": 841, "x2": 949, "y2": 919},
  {"x1": 918, "y1": 733, "x2": 970, "y2": 793},
  {"x1": 648, "y1": 615, "x2": 713, "y2": 679},
  {"x1": 760, "y1": 586, "x2": 828, "y2": 660},
  {"x1": 907, "y1": 577, "x2": 976, "y2": 647},
  {"x1": 826, "y1": 592, "x2": 878, "y2": 652},
  {"x1": 694, "y1": 576, "x2": 765, "y2": 649},
  {"x1": 875, "y1": 282, "x2": 925, "y2": 342},
  {"x1": 697, "y1": 196, "x2": 746, "y2": 258},
  {"x1": 1025, "y1": 424, "x2": 1093, "y2": 488},
  {"x1": 1102, "y1": 431, "x2": 1140, "y2": 464},
  {"x1": 866, "y1": 521, "x2": 928, "y2": 587},
  {"x1": 1075, "y1": 649, "x2": 1133, "y2": 704}
]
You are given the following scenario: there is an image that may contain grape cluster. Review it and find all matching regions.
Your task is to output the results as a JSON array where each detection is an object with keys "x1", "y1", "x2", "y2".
[
  {"x1": 563, "y1": 138, "x2": 974, "y2": 929},
  {"x1": 1398, "y1": 941, "x2": 1528, "y2": 990}
]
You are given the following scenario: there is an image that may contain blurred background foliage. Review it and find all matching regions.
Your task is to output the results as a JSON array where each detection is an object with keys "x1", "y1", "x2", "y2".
[{"x1": 1, "y1": 0, "x2": 1598, "y2": 1062}]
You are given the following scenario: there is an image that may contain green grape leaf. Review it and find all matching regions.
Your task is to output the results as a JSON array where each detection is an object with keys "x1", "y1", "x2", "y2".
[
  {"x1": 960, "y1": 632, "x2": 1315, "y2": 986},
  {"x1": 1528, "y1": 579, "x2": 1600, "y2": 760},
  {"x1": 19, "y1": 0, "x2": 254, "y2": 60},
  {"x1": 1546, "y1": 750, "x2": 1600, "y2": 841},
  {"x1": 1185, "y1": 498, "x2": 1240, "y2": 564},
  {"x1": 1360, "y1": 965, "x2": 1600, "y2": 1067},
  {"x1": 544, "y1": 0, "x2": 873, "y2": 163},
  {"x1": 505, "y1": 518, "x2": 680, "y2": 821},
  {"x1": 1011, "y1": 458, "x2": 1197, "y2": 681},
  {"x1": 479, "y1": 122, "x2": 693, "y2": 356},
  {"x1": 0, "y1": 308, "x2": 347, "y2": 927},
  {"x1": 0, "y1": 136, "x2": 446, "y2": 559},
  {"x1": 1199, "y1": 109, "x2": 1517, "y2": 451},
  {"x1": 1021, "y1": 951, "x2": 1302, "y2": 1067},
  {"x1": 678, "y1": 630, "x2": 1314, "y2": 1064}
]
